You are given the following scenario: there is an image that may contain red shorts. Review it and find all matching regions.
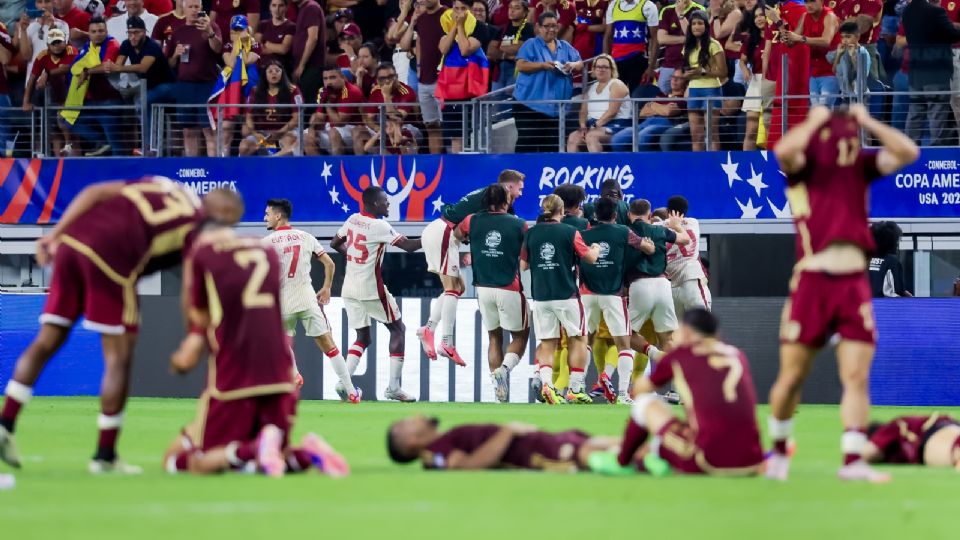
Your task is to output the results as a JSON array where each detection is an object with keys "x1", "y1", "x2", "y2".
[
  {"x1": 655, "y1": 419, "x2": 762, "y2": 476},
  {"x1": 187, "y1": 391, "x2": 298, "y2": 451},
  {"x1": 42, "y1": 239, "x2": 139, "y2": 335},
  {"x1": 780, "y1": 270, "x2": 876, "y2": 348}
]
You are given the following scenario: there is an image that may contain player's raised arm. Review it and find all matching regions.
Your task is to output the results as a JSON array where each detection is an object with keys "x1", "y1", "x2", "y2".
[
  {"x1": 773, "y1": 105, "x2": 832, "y2": 174},
  {"x1": 850, "y1": 104, "x2": 920, "y2": 175},
  {"x1": 665, "y1": 212, "x2": 691, "y2": 246}
]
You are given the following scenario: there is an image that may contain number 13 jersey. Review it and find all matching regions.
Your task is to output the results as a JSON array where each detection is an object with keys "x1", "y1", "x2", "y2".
[
  {"x1": 335, "y1": 212, "x2": 406, "y2": 301},
  {"x1": 263, "y1": 226, "x2": 324, "y2": 315}
]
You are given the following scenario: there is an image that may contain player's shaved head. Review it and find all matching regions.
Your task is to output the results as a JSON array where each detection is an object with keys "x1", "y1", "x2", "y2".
[
  {"x1": 600, "y1": 179, "x2": 622, "y2": 199},
  {"x1": 683, "y1": 308, "x2": 718, "y2": 338},
  {"x1": 362, "y1": 186, "x2": 389, "y2": 217},
  {"x1": 203, "y1": 189, "x2": 244, "y2": 225},
  {"x1": 595, "y1": 196, "x2": 617, "y2": 222},
  {"x1": 553, "y1": 184, "x2": 586, "y2": 211},
  {"x1": 667, "y1": 195, "x2": 689, "y2": 216}
]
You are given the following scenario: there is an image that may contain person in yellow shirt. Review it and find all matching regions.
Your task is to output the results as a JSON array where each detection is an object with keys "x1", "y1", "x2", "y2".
[{"x1": 678, "y1": 9, "x2": 726, "y2": 151}]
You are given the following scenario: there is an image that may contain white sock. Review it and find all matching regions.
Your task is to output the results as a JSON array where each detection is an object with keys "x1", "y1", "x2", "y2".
[
  {"x1": 603, "y1": 363, "x2": 616, "y2": 377},
  {"x1": 388, "y1": 355, "x2": 404, "y2": 390},
  {"x1": 642, "y1": 358, "x2": 653, "y2": 378},
  {"x1": 617, "y1": 350, "x2": 634, "y2": 394},
  {"x1": 427, "y1": 293, "x2": 443, "y2": 331},
  {"x1": 645, "y1": 345, "x2": 663, "y2": 363},
  {"x1": 5, "y1": 380, "x2": 33, "y2": 404},
  {"x1": 539, "y1": 365, "x2": 554, "y2": 387},
  {"x1": 842, "y1": 430, "x2": 867, "y2": 456},
  {"x1": 326, "y1": 348, "x2": 356, "y2": 395},
  {"x1": 345, "y1": 341, "x2": 366, "y2": 375},
  {"x1": 768, "y1": 416, "x2": 794, "y2": 441},
  {"x1": 440, "y1": 291, "x2": 460, "y2": 346},
  {"x1": 569, "y1": 369, "x2": 585, "y2": 393},
  {"x1": 502, "y1": 352, "x2": 520, "y2": 371}
]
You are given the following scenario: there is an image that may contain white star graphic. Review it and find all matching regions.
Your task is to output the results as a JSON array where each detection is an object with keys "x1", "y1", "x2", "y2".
[
  {"x1": 341, "y1": 203, "x2": 350, "y2": 213},
  {"x1": 746, "y1": 163, "x2": 769, "y2": 196},
  {"x1": 631, "y1": 28, "x2": 642, "y2": 38},
  {"x1": 431, "y1": 196, "x2": 444, "y2": 215},
  {"x1": 767, "y1": 198, "x2": 792, "y2": 219},
  {"x1": 736, "y1": 197, "x2": 762, "y2": 219},
  {"x1": 720, "y1": 152, "x2": 743, "y2": 187},
  {"x1": 760, "y1": 150, "x2": 769, "y2": 161},
  {"x1": 320, "y1": 161, "x2": 333, "y2": 184},
  {"x1": 329, "y1": 185, "x2": 340, "y2": 204},
  {"x1": 617, "y1": 27, "x2": 629, "y2": 38}
]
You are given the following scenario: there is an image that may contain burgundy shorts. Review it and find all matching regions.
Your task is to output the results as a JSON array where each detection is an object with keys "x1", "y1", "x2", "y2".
[
  {"x1": 780, "y1": 271, "x2": 876, "y2": 348},
  {"x1": 525, "y1": 430, "x2": 591, "y2": 471},
  {"x1": 655, "y1": 419, "x2": 762, "y2": 476},
  {"x1": 189, "y1": 391, "x2": 298, "y2": 451},
  {"x1": 41, "y1": 240, "x2": 139, "y2": 335}
]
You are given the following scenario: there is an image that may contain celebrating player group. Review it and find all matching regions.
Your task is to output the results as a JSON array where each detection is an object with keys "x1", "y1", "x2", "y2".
[{"x1": 2, "y1": 104, "x2": 943, "y2": 483}]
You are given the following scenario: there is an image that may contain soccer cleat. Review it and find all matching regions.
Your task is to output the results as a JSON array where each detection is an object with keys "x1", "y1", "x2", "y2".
[
  {"x1": 587, "y1": 451, "x2": 636, "y2": 476},
  {"x1": 491, "y1": 367, "x2": 510, "y2": 403},
  {"x1": 417, "y1": 326, "x2": 438, "y2": 360},
  {"x1": 587, "y1": 383, "x2": 605, "y2": 399},
  {"x1": 642, "y1": 452, "x2": 673, "y2": 477},
  {"x1": 531, "y1": 378, "x2": 545, "y2": 403},
  {"x1": 663, "y1": 390, "x2": 682, "y2": 405},
  {"x1": 348, "y1": 387, "x2": 363, "y2": 404},
  {"x1": 334, "y1": 382, "x2": 348, "y2": 402},
  {"x1": 300, "y1": 433, "x2": 350, "y2": 478},
  {"x1": 542, "y1": 385, "x2": 563, "y2": 405},
  {"x1": 565, "y1": 389, "x2": 593, "y2": 404},
  {"x1": 438, "y1": 343, "x2": 467, "y2": 367},
  {"x1": 598, "y1": 373, "x2": 618, "y2": 404},
  {"x1": 617, "y1": 392, "x2": 634, "y2": 405},
  {"x1": 88, "y1": 458, "x2": 143, "y2": 475},
  {"x1": 0, "y1": 426, "x2": 22, "y2": 469},
  {"x1": 384, "y1": 388, "x2": 417, "y2": 402},
  {"x1": 837, "y1": 460, "x2": 892, "y2": 483},
  {"x1": 763, "y1": 452, "x2": 791, "y2": 481},
  {"x1": 257, "y1": 424, "x2": 285, "y2": 478}
]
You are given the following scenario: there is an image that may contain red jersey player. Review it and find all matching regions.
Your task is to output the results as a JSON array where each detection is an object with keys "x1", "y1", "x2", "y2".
[
  {"x1": 763, "y1": 0, "x2": 810, "y2": 148},
  {"x1": 591, "y1": 308, "x2": 765, "y2": 476},
  {"x1": 766, "y1": 104, "x2": 919, "y2": 482},
  {"x1": 862, "y1": 414, "x2": 960, "y2": 469},
  {"x1": 163, "y1": 222, "x2": 348, "y2": 477},
  {"x1": 0, "y1": 179, "x2": 241, "y2": 474}
]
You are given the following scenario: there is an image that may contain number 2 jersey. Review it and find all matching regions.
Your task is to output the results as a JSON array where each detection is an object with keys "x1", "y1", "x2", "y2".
[
  {"x1": 335, "y1": 212, "x2": 407, "y2": 301},
  {"x1": 665, "y1": 217, "x2": 705, "y2": 284},
  {"x1": 263, "y1": 226, "x2": 325, "y2": 314}
]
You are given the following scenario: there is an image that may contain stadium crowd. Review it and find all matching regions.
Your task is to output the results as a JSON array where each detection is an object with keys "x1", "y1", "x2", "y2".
[{"x1": 0, "y1": 0, "x2": 958, "y2": 156}]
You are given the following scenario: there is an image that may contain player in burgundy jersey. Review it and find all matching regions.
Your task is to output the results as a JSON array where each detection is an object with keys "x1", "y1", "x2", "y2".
[
  {"x1": 766, "y1": 104, "x2": 919, "y2": 482},
  {"x1": 0, "y1": 178, "x2": 242, "y2": 474},
  {"x1": 861, "y1": 414, "x2": 960, "y2": 469},
  {"x1": 387, "y1": 416, "x2": 620, "y2": 471},
  {"x1": 163, "y1": 220, "x2": 348, "y2": 477}
]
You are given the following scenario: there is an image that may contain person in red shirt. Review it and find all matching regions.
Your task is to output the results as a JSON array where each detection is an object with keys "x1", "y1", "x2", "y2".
[
  {"x1": 239, "y1": 59, "x2": 304, "y2": 156},
  {"x1": 572, "y1": 0, "x2": 609, "y2": 61},
  {"x1": 762, "y1": 0, "x2": 809, "y2": 149},
  {"x1": 55, "y1": 0, "x2": 92, "y2": 45},
  {"x1": 353, "y1": 62, "x2": 421, "y2": 154},
  {"x1": 151, "y1": 0, "x2": 186, "y2": 50},
  {"x1": 348, "y1": 43, "x2": 379, "y2": 97},
  {"x1": 255, "y1": 0, "x2": 296, "y2": 70},
  {"x1": 210, "y1": 0, "x2": 259, "y2": 42},
  {"x1": 335, "y1": 22, "x2": 363, "y2": 70},
  {"x1": 23, "y1": 29, "x2": 78, "y2": 156},
  {"x1": 304, "y1": 66, "x2": 366, "y2": 155},
  {"x1": 786, "y1": 0, "x2": 840, "y2": 107},
  {"x1": 536, "y1": 0, "x2": 578, "y2": 41}
]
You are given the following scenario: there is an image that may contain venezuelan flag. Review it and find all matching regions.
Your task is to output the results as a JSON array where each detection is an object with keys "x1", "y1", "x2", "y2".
[
  {"x1": 60, "y1": 37, "x2": 116, "y2": 126},
  {"x1": 207, "y1": 39, "x2": 259, "y2": 129},
  {"x1": 435, "y1": 10, "x2": 489, "y2": 104}
]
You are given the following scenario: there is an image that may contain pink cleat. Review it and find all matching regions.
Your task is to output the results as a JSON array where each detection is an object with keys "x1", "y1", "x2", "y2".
[
  {"x1": 348, "y1": 388, "x2": 363, "y2": 404},
  {"x1": 257, "y1": 424, "x2": 285, "y2": 478},
  {"x1": 837, "y1": 460, "x2": 891, "y2": 483},
  {"x1": 301, "y1": 433, "x2": 350, "y2": 478},
  {"x1": 417, "y1": 326, "x2": 437, "y2": 360},
  {"x1": 439, "y1": 342, "x2": 467, "y2": 367},
  {"x1": 598, "y1": 373, "x2": 618, "y2": 404},
  {"x1": 764, "y1": 452, "x2": 791, "y2": 481}
]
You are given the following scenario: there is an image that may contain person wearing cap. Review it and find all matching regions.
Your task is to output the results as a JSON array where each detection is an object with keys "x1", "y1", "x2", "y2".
[
  {"x1": 11, "y1": 0, "x2": 70, "y2": 91},
  {"x1": 107, "y1": 0, "x2": 160, "y2": 99},
  {"x1": 22, "y1": 29, "x2": 77, "y2": 122},
  {"x1": 215, "y1": 14, "x2": 261, "y2": 155},
  {"x1": 255, "y1": 0, "x2": 295, "y2": 70},
  {"x1": 332, "y1": 8, "x2": 353, "y2": 36},
  {"x1": 336, "y1": 22, "x2": 363, "y2": 68},
  {"x1": 211, "y1": 0, "x2": 259, "y2": 42}
]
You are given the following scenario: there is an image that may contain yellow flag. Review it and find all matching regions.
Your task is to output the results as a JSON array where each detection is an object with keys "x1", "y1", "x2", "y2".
[{"x1": 60, "y1": 43, "x2": 104, "y2": 126}]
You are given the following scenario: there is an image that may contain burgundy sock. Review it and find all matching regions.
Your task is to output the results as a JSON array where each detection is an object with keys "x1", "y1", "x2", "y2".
[
  {"x1": 0, "y1": 397, "x2": 22, "y2": 432},
  {"x1": 286, "y1": 449, "x2": 313, "y2": 472},
  {"x1": 95, "y1": 428, "x2": 119, "y2": 462},
  {"x1": 617, "y1": 418, "x2": 649, "y2": 466},
  {"x1": 174, "y1": 451, "x2": 192, "y2": 472},
  {"x1": 235, "y1": 441, "x2": 257, "y2": 462},
  {"x1": 773, "y1": 439, "x2": 789, "y2": 456}
]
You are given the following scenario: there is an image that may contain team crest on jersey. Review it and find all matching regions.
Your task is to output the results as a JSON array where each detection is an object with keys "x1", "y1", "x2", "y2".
[
  {"x1": 338, "y1": 156, "x2": 443, "y2": 221},
  {"x1": 539, "y1": 242, "x2": 556, "y2": 262},
  {"x1": 951, "y1": 2, "x2": 957, "y2": 10},
  {"x1": 485, "y1": 230, "x2": 502, "y2": 248},
  {"x1": 597, "y1": 242, "x2": 610, "y2": 259}
]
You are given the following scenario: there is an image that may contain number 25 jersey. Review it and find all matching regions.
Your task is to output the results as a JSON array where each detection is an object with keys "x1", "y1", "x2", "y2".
[{"x1": 335, "y1": 213, "x2": 405, "y2": 301}]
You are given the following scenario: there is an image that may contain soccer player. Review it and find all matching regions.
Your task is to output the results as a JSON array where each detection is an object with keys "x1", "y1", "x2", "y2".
[
  {"x1": 455, "y1": 184, "x2": 529, "y2": 403},
  {"x1": 263, "y1": 198, "x2": 360, "y2": 403},
  {"x1": 664, "y1": 195, "x2": 711, "y2": 317},
  {"x1": 555, "y1": 183, "x2": 589, "y2": 231},
  {"x1": 591, "y1": 309, "x2": 765, "y2": 476},
  {"x1": 164, "y1": 222, "x2": 348, "y2": 477},
  {"x1": 387, "y1": 416, "x2": 620, "y2": 471},
  {"x1": 582, "y1": 179, "x2": 630, "y2": 226},
  {"x1": 331, "y1": 186, "x2": 424, "y2": 402},
  {"x1": 581, "y1": 197, "x2": 654, "y2": 404},
  {"x1": 521, "y1": 195, "x2": 600, "y2": 405},
  {"x1": 861, "y1": 414, "x2": 960, "y2": 468},
  {"x1": 766, "y1": 104, "x2": 919, "y2": 482},
  {"x1": 418, "y1": 169, "x2": 525, "y2": 366},
  {"x1": 0, "y1": 178, "x2": 240, "y2": 474}
]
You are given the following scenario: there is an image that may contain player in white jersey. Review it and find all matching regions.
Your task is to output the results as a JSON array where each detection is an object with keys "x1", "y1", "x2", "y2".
[
  {"x1": 331, "y1": 186, "x2": 423, "y2": 402},
  {"x1": 263, "y1": 199, "x2": 361, "y2": 403},
  {"x1": 664, "y1": 196, "x2": 711, "y2": 318}
]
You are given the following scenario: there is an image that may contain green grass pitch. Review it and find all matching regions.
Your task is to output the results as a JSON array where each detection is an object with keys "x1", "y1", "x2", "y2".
[{"x1": 1, "y1": 398, "x2": 957, "y2": 540}]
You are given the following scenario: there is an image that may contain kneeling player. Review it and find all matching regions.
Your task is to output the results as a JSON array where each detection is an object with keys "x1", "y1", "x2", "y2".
[
  {"x1": 593, "y1": 309, "x2": 764, "y2": 476},
  {"x1": 861, "y1": 414, "x2": 960, "y2": 469},
  {"x1": 387, "y1": 416, "x2": 619, "y2": 471}
]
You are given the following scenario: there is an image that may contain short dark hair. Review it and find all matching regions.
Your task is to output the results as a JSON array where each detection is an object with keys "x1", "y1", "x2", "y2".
[
  {"x1": 482, "y1": 183, "x2": 509, "y2": 210},
  {"x1": 362, "y1": 186, "x2": 384, "y2": 207},
  {"x1": 359, "y1": 42, "x2": 381, "y2": 61},
  {"x1": 386, "y1": 426, "x2": 417, "y2": 464},
  {"x1": 266, "y1": 198, "x2": 292, "y2": 219},
  {"x1": 376, "y1": 61, "x2": 397, "y2": 76},
  {"x1": 323, "y1": 64, "x2": 344, "y2": 74},
  {"x1": 667, "y1": 195, "x2": 689, "y2": 216},
  {"x1": 595, "y1": 196, "x2": 618, "y2": 222},
  {"x1": 839, "y1": 21, "x2": 859, "y2": 35},
  {"x1": 600, "y1": 179, "x2": 622, "y2": 198},
  {"x1": 652, "y1": 207, "x2": 669, "y2": 221},
  {"x1": 537, "y1": 11, "x2": 558, "y2": 25},
  {"x1": 871, "y1": 220, "x2": 902, "y2": 256},
  {"x1": 89, "y1": 16, "x2": 107, "y2": 27},
  {"x1": 629, "y1": 198, "x2": 651, "y2": 217},
  {"x1": 553, "y1": 184, "x2": 586, "y2": 211},
  {"x1": 683, "y1": 308, "x2": 718, "y2": 337}
]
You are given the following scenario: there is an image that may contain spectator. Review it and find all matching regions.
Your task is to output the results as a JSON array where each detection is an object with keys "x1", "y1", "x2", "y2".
[
  {"x1": 363, "y1": 115, "x2": 419, "y2": 154},
  {"x1": 114, "y1": 15, "x2": 175, "y2": 153},
  {"x1": 890, "y1": 21, "x2": 909, "y2": 132},
  {"x1": 152, "y1": 0, "x2": 186, "y2": 51},
  {"x1": 11, "y1": 0, "x2": 70, "y2": 89},
  {"x1": 255, "y1": 0, "x2": 295, "y2": 70},
  {"x1": 788, "y1": 0, "x2": 840, "y2": 107},
  {"x1": 572, "y1": 0, "x2": 609, "y2": 61},
  {"x1": 869, "y1": 221, "x2": 912, "y2": 297},
  {"x1": 680, "y1": 9, "x2": 726, "y2": 151},
  {"x1": 0, "y1": 22, "x2": 14, "y2": 157},
  {"x1": 488, "y1": 0, "x2": 534, "y2": 91},
  {"x1": 385, "y1": 4, "x2": 415, "y2": 87},
  {"x1": 491, "y1": 0, "x2": 513, "y2": 27},
  {"x1": 210, "y1": 0, "x2": 259, "y2": 42},
  {"x1": 439, "y1": 0, "x2": 484, "y2": 153},
  {"x1": 348, "y1": 42, "x2": 379, "y2": 96},
  {"x1": 108, "y1": 0, "x2": 173, "y2": 16},
  {"x1": 55, "y1": 0, "x2": 92, "y2": 46},
  {"x1": 709, "y1": 0, "x2": 742, "y2": 83},
  {"x1": 60, "y1": 16, "x2": 123, "y2": 156},
  {"x1": 22, "y1": 29, "x2": 77, "y2": 121},
  {"x1": 657, "y1": 0, "x2": 704, "y2": 95},
  {"x1": 567, "y1": 53, "x2": 631, "y2": 152},
  {"x1": 902, "y1": 0, "x2": 960, "y2": 146},
  {"x1": 610, "y1": 70, "x2": 689, "y2": 151},
  {"x1": 215, "y1": 14, "x2": 261, "y2": 155},
  {"x1": 603, "y1": 0, "x2": 659, "y2": 90},
  {"x1": 513, "y1": 11, "x2": 582, "y2": 153},
  {"x1": 471, "y1": 0, "x2": 499, "y2": 55},
  {"x1": 107, "y1": 0, "x2": 159, "y2": 98},
  {"x1": 303, "y1": 65, "x2": 364, "y2": 155},
  {"x1": 535, "y1": 0, "x2": 577, "y2": 42},
  {"x1": 836, "y1": 0, "x2": 884, "y2": 82},
  {"x1": 335, "y1": 22, "x2": 363, "y2": 76},
  {"x1": 165, "y1": 0, "x2": 222, "y2": 156},
  {"x1": 738, "y1": 3, "x2": 771, "y2": 150},
  {"x1": 828, "y1": 21, "x2": 872, "y2": 101},
  {"x1": 353, "y1": 62, "x2": 421, "y2": 154},
  {"x1": 400, "y1": 0, "x2": 446, "y2": 154},
  {"x1": 291, "y1": 0, "x2": 326, "y2": 105},
  {"x1": 239, "y1": 59, "x2": 303, "y2": 156},
  {"x1": 332, "y1": 9, "x2": 354, "y2": 38}
]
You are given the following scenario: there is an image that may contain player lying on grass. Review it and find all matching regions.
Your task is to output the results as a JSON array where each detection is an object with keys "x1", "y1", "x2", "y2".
[
  {"x1": 164, "y1": 215, "x2": 348, "y2": 477},
  {"x1": 387, "y1": 416, "x2": 620, "y2": 471},
  {"x1": 861, "y1": 414, "x2": 960, "y2": 469},
  {"x1": 589, "y1": 309, "x2": 765, "y2": 476}
]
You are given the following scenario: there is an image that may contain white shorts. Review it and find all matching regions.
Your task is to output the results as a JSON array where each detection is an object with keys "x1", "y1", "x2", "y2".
[
  {"x1": 477, "y1": 287, "x2": 529, "y2": 332},
  {"x1": 531, "y1": 298, "x2": 585, "y2": 340},
  {"x1": 283, "y1": 303, "x2": 331, "y2": 337},
  {"x1": 741, "y1": 75, "x2": 775, "y2": 113},
  {"x1": 422, "y1": 218, "x2": 460, "y2": 277},
  {"x1": 316, "y1": 125, "x2": 354, "y2": 151},
  {"x1": 672, "y1": 278, "x2": 712, "y2": 318},
  {"x1": 628, "y1": 277, "x2": 678, "y2": 333},
  {"x1": 343, "y1": 293, "x2": 401, "y2": 328},
  {"x1": 582, "y1": 294, "x2": 630, "y2": 337}
]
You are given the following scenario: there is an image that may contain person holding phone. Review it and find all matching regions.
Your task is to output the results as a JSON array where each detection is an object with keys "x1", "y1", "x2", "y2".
[
  {"x1": 12, "y1": 0, "x2": 70, "y2": 89},
  {"x1": 679, "y1": 9, "x2": 726, "y2": 151}
]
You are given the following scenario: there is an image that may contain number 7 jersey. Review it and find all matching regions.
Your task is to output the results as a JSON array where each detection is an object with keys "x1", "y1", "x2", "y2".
[
  {"x1": 335, "y1": 212, "x2": 406, "y2": 301},
  {"x1": 263, "y1": 226, "x2": 325, "y2": 315}
]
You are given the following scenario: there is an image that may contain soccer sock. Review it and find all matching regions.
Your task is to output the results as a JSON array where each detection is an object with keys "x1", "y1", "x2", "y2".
[
  {"x1": 1, "y1": 381, "x2": 33, "y2": 433},
  {"x1": 345, "y1": 341, "x2": 366, "y2": 375},
  {"x1": 440, "y1": 290, "x2": 461, "y2": 346},
  {"x1": 286, "y1": 449, "x2": 313, "y2": 473},
  {"x1": 617, "y1": 350, "x2": 635, "y2": 394},
  {"x1": 426, "y1": 293, "x2": 444, "y2": 331},
  {"x1": 642, "y1": 343, "x2": 663, "y2": 363},
  {"x1": 539, "y1": 365, "x2": 554, "y2": 388},
  {"x1": 553, "y1": 348, "x2": 569, "y2": 389},
  {"x1": 603, "y1": 363, "x2": 616, "y2": 378},
  {"x1": 569, "y1": 368, "x2": 585, "y2": 393},
  {"x1": 842, "y1": 428, "x2": 867, "y2": 466},
  {"x1": 95, "y1": 412, "x2": 123, "y2": 462},
  {"x1": 617, "y1": 418, "x2": 649, "y2": 467},
  {"x1": 166, "y1": 450, "x2": 194, "y2": 473},
  {"x1": 326, "y1": 347, "x2": 356, "y2": 395},
  {"x1": 502, "y1": 352, "x2": 520, "y2": 372},
  {"x1": 224, "y1": 440, "x2": 257, "y2": 469},
  {"x1": 388, "y1": 355, "x2": 404, "y2": 391},
  {"x1": 768, "y1": 416, "x2": 794, "y2": 456}
]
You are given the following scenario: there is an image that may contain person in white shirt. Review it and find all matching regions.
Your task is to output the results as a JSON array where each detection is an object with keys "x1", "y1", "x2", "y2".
[
  {"x1": 263, "y1": 198, "x2": 361, "y2": 403},
  {"x1": 663, "y1": 195, "x2": 711, "y2": 317},
  {"x1": 12, "y1": 0, "x2": 70, "y2": 90},
  {"x1": 330, "y1": 186, "x2": 423, "y2": 402}
]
